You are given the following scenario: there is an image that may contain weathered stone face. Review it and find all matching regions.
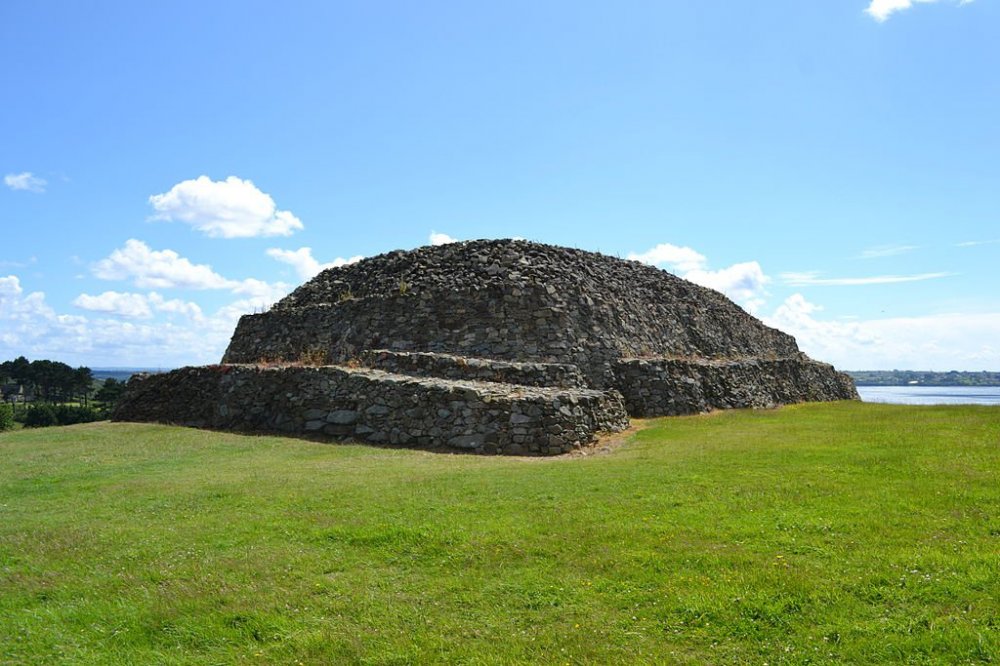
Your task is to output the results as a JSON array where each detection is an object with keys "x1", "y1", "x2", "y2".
[
  {"x1": 222, "y1": 240, "x2": 806, "y2": 382},
  {"x1": 115, "y1": 364, "x2": 629, "y2": 455},
  {"x1": 115, "y1": 239, "x2": 857, "y2": 455}
]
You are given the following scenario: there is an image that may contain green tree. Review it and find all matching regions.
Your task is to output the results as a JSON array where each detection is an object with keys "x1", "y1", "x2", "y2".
[
  {"x1": 95, "y1": 378, "x2": 127, "y2": 409},
  {"x1": 0, "y1": 403, "x2": 13, "y2": 431},
  {"x1": 27, "y1": 359, "x2": 76, "y2": 403},
  {"x1": 73, "y1": 366, "x2": 94, "y2": 406},
  {"x1": 23, "y1": 404, "x2": 57, "y2": 427},
  {"x1": 3, "y1": 356, "x2": 32, "y2": 392}
]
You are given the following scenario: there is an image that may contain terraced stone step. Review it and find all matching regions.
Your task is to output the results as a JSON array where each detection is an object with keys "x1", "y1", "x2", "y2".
[
  {"x1": 613, "y1": 356, "x2": 857, "y2": 416},
  {"x1": 114, "y1": 364, "x2": 628, "y2": 456},
  {"x1": 356, "y1": 349, "x2": 589, "y2": 389}
]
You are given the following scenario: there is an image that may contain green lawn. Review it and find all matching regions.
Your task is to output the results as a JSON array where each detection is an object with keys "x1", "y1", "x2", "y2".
[{"x1": 1, "y1": 402, "x2": 997, "y2": 664}]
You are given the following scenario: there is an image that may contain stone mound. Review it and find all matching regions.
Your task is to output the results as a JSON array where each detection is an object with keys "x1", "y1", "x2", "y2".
[
  {"x1": 115, "y1": 239, "x2": 857, "y2": 455},
  {"x1": 225, "y1": 240, "x2": 805, "y2": 380}
]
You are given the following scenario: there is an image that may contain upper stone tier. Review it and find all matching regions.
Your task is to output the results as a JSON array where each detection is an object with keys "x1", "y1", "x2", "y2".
[{"x1": 223, "y1": 240, "x2": 818, "y2": 390}]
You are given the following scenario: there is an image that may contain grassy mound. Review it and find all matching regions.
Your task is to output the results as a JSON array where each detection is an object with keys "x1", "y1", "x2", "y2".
[{"x1": 1, "y1": 402, "x2": 997, "y2": 664}]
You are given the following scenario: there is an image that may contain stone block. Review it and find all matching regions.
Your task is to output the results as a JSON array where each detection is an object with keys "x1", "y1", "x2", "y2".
[{"x1": 326, "y1": 409, "x2": 359, "y2": 424}]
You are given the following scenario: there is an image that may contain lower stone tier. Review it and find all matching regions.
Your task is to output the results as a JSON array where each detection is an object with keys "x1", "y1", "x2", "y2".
[
  {"x1": 113, "y1": 364, "x2": 629, "y2": 456},
  {"x1": 612, "y1": 356, "x2": 859, "y2": 417},
  {"x1": 357, "y1": 349, "x2": 588, "y2": 388}
]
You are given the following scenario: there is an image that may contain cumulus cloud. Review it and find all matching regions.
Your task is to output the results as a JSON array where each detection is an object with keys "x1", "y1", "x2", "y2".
[
  {"x1": 766, "y1": 293, "x2": 1000, "y2": 371},
  {"x1": 0, "y1": 275, "x2": 55, "y2": 324},
  {"x1": 227, "y1": 278, "x2": 292, "y2": 303},
  {"x1": 4, "y1": 172, "x2": 47, "y2": 193},
  {"x1": 1, "y1": 273, "x2": 266, "y2": 367},
  {"x1": 149, "y1": 176, "x2": 304, "y2": 238},
  {"x1": 627, "y1": 243, "x2": 706, "y2": 273},
  {"x1": 684, "y1": 262, "x2": 770, "y2": 313},
  {"x1": 72, "y1": 291, "x2": 205, "y2": 320},
  {"x1": 865, "y1": 0, "x2": 972, "y2": 22},
  {"x1": 266, "y1": 247, "x2": 363, "y2": 281},
  {"x1": 73, "y1": 291, "x2": 153, "y2": 318},
  {"x1": 148, "y1": 293, "x2": 204, "y2": 319},
  {"x1": 781, "y1": 271, "x2": 950, "y2": 286},
  {"x1": 93, "y1": 239, "x2": 233, "y2": 290},
  {"x1": 0, "y1": 275, "x2": 22, "y2": 297},
  {"x1": 92, "y1": 240, "x2": 291, "y2": 304},
  {"x1": 429, "y1": 231, "x2": 459, "y2": 245},
  {"x1": 627, "y1": 242, "x2": 770, "y2": 311}
]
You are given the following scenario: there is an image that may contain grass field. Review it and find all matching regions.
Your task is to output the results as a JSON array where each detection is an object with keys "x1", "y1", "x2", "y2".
[{"x1": 1, "y1": 402, "x2": 997, "y2": 664}]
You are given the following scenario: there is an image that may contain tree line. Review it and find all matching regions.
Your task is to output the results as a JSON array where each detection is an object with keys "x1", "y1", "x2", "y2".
[
  {"x1": 1, "y1": 356, "x2": 97, "y2": 404},
  {"x1": 846, "y1": 370, "x2": 1000, "y2": 387},
  {"x1": 1, "y1": 356, "x2": 127, "y2": 430}
]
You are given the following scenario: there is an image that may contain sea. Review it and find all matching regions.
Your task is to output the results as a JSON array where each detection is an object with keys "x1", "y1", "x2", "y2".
[
  {"x1": 91, "y1": 367, "x2": 166, "y2": 382},
  {"x1": 857, "y1": 385, "x2": 1000, "y2": 406}
]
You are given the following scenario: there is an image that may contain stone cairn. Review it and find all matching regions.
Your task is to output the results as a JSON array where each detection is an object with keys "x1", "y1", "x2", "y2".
[{"x1": 115, "y1": 239, "x2": 857, "y2": 455}]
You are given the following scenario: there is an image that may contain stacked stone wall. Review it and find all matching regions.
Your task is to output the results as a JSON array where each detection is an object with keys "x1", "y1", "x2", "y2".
[
  {"x1": 357, "y1": 349, "x2": 588, "y2": 389},
  {"x1": 115, "y1": 240, "x2": 858, "y2": 454},
  {"x1": 612, "y1": 357, "x2": 859, "y2": 417},
  {"x1": 222, "y1": 241, "x2": 806, "y2": 390},
  {"x1": 114, "y1": 364, "x2": 629, "y2": 456}
]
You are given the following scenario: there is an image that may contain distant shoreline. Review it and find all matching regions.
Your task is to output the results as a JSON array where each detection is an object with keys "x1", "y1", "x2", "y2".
[
  {"x1": 91, "y1": 368, "x2": 170, "y2": 382},
  {"x1": 846, "y1": 370, "x2": 1000, "y2": 387}
]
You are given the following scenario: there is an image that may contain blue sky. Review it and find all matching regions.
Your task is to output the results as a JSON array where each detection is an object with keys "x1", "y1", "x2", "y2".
[{"x1": 1, "y1": 0, "x2": 997, "y2": 370}]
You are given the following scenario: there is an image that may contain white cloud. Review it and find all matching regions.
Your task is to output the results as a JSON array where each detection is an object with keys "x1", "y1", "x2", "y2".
[
  {"x1": 228, "y1": 277, "x2": 292, "y2": 303},
  {"x1": 0, "y1": 275, "x2": 54, "y2": 324},
  {"x1": 684, "y1": 262, "x2": 770, "y2": 313},
  {"x1": 1, "y1": 273, "x2": 269, "y2": 367},
  {"x1": 266, "y1": 247, "x2": 363, "y2": 281},
  {"x1": 72, "y1": 291, "x2": 205, "y2": 321},
  {"x1": 73, "y1": 291, "x2": 153, "y2": 318},
  {"x1": 865, "y1": 0, "x2": 971, "y2": 22},
  {"x1": 766, "y1": 293, "x2": 1000, "y2": 371},
  {"x1": 4, "y1": 172, "x2": 47, "y2": 193},
  {"x1": 147, "y1": 293, "x2": 204, "y2": 320},
  {"x1": 957, "y1": 239, "x2": 1000, "y2": 248},
  {"x1": 0, "y1": 275, "x2": 22, "y2": 298},
  {"x1": 859, "y1": 244, "x2": 918, "y2": 259},
  {"x1": 91, "y1": 240, "x2": 291, "y2": 306},
  {"x1": 429, "y1": 231, "x2": 459, "y2": 246},
  {"x1": 627, "y1": 242, "x2": 769, "y2": 310},
  {"x1": 627, "y1": 243, "x2": 706, "y2": 273},
  {"x1": 93, "y1": 239, "x2": 233, "y2": 290},
  {"x1": 781, "y1": 271, "x2": 951, "y2": 286},
  {"x1": 149, "y1": 175, "x2": 304, "y2": 238}
]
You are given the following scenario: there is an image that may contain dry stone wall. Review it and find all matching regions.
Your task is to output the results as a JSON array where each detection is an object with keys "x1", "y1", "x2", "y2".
[
  {"x1": 222, "y1": 241, "x2": 805, "y2": 389},
  {"x1": 613, "y1": 356, "x2": 858, "y2": 417},
  {"x1": 357, "y1": 349, "x2": 588, "y2": 388},
  {"x1": 115, "y1": 239, "x2": 858, "y2": 454},
  {"x1": 114, "y1": 364, "x2": 629, "y2": 456}
]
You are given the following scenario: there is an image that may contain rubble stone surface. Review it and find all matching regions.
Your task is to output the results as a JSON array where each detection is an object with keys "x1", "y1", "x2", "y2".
[
  {"x1": 115, "y1": 239, "x2": 857, "y2": 455},
  {"x1": 115, "y1": 364, "x2": 628, "y2": 455}
]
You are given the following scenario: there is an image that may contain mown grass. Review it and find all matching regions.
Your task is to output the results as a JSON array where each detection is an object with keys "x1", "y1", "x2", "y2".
[{"x1": 0, "y1": 402, "x2": 997, "y2": 664}]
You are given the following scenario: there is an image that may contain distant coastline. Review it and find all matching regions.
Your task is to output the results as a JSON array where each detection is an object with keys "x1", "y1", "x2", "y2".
[
  {"x1": 857, "y1": 385, "x2": 1000, "y2": 406},
  {"x1": 847, "y1": 370, "x2": 1000, "y2": 387},
  {"x1": 91, "y1": 368, "x2": 170, "y2": 382}
]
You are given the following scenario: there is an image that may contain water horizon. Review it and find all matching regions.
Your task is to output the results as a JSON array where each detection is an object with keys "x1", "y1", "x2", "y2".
[{"x1": 857, "y1": 385, "x2": 1000, "y2": 406}]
